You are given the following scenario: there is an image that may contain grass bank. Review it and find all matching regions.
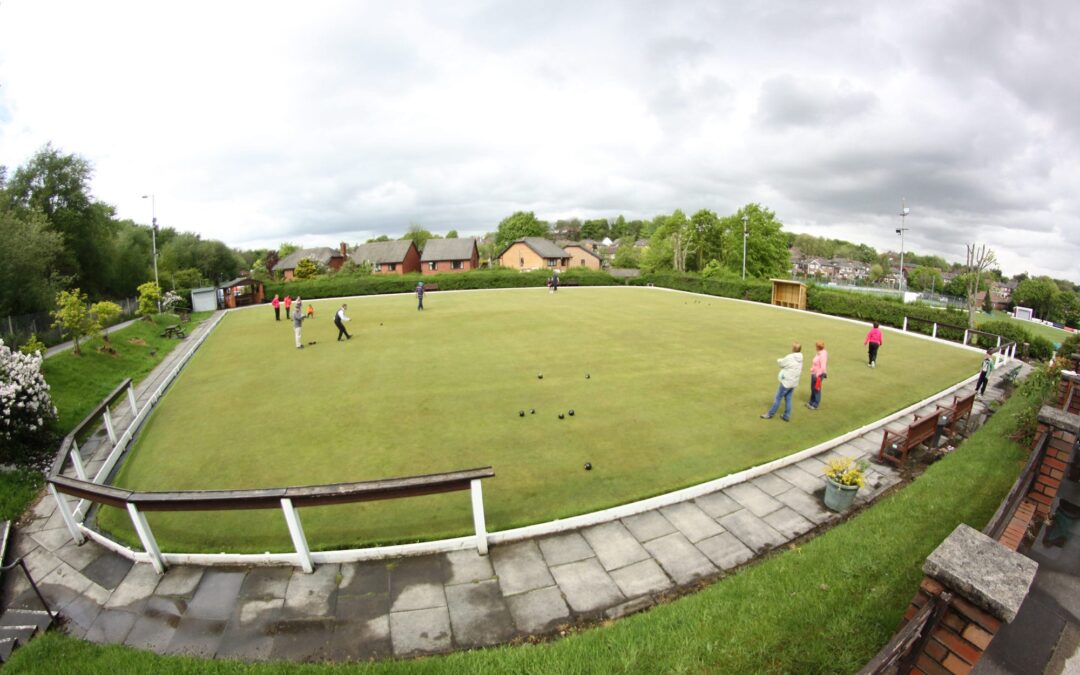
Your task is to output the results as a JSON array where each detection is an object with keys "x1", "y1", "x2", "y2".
[
  {"x1": 0, "y1": 468, "x2": 44, "y2": 521},
  {"x1": 5, "y1": 364, "x2": 1052, "y2": 674}
]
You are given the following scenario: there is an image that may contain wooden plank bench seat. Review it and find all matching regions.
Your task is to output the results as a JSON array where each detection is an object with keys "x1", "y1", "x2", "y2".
[
  {"x1": 878, "y1": 413, "x2": 940, "y2": 466},
  {"x1": 935, "y1": 392, "x2": 976, "y2": 435},
  {"x1": 559, "y1": 278, "x2": 581, "y2": 287},
  {"x1": 422, "y1": 283, "x2": 439, "y2": 292},
  {"x1": 160, "y1": 325, "x2": 186, "y2": 339}
]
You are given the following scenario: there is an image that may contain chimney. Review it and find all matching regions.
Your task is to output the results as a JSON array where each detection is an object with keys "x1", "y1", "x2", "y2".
[{"x1": 340, "y1": 242, "x2": 348, "y2": 257}]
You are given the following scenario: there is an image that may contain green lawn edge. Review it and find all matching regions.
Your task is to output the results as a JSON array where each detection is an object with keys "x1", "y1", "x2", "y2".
[{"x1": 5, "y1": 367, "x2": 1052, "y2": 674}]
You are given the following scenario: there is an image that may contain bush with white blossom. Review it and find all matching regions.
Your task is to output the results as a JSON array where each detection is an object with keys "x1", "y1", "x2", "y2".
[{"x1": 0, "y1": 338, "x2": 58, "y2": 465}]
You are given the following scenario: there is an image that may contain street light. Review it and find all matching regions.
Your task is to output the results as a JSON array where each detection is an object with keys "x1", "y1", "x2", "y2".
[
  {"x1": 141, "y1": 194, "x2": 160, "y2": 311},
  {"x1": 741, "y1": 214, "x2": 749, "y2": 280},
  {"x1": 896, "y1": 198, "x2": 910, "y2": 291}
]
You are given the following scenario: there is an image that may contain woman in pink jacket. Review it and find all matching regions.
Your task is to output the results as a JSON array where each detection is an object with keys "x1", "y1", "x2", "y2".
[
  {"x1": 864, "y1": 321, "x2": 883, "y2": 368},
  {"x1": 807, "y1": 341, "x2": 828, "y2": 410}
]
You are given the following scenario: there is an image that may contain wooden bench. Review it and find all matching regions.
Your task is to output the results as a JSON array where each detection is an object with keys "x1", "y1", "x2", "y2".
[
  {"x1": 935, "y1": 392, "x2": 976, "y2": 435},
  {"x1": 560, "y1": 278, "x2": 581, "y2": 287},
  {"x1": 878, "y1": 413, "x2": 941, "y2": 466},
  {"x1": 160, "y1": 325, "x2": 186, "y2": 339},
  {"x1": 422, "y1": 283, "x2": 439, "y2": 292}
]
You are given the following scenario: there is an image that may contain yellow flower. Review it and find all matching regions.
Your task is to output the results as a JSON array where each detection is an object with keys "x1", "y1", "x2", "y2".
[{"x1": 823, "y1": 457, "x2": 867, "y2": 488}]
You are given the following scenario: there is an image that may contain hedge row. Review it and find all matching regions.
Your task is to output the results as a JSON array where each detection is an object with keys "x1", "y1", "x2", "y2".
[
  {"x1": 974, "y1": 319, "x2": 1055, "y2": 361},
  {"x1": 628, "y1": 273, "x2": 774, "y2": 303},
  {"x1": 263, "y1": 267, "x2": 621, "y2": 300}
]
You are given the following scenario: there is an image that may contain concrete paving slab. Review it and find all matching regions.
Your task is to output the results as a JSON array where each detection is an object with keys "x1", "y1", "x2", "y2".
[
  {"x1": 30, "y1": 495, "x2": 56, "y2": 519},
  {"x1": 491, "y1": 540, "x2": 555, "y2": 596},
  {"x1": 794, "y1": 455, "x2": 828, "y2": 476},
  {"x1": 444, "y1": 549, "x2": 495, "y2": 585},
  {"x1": 268, "y1": 617, "x2": 336, "y2": 662},
  {"x1": 124, "y1": 596, "x2": 186, "y2": 651},
  {"x1": 39, "y1": 561, "x2": 93, "y2": 611},
  {"x1": 284, "y1": 563, "x2": 339, "y2": 615},
  {"x1": 21, "y1": 547, "x2": 62, "y2": 582},
  {"x1": 105, "y1": 562, "x2": 161, "y2": 609},
  {"x1": 774, "y1": 465, "x2": 824, "y2": 494},
  {"x1": 165, "y1": 616, "x2": 226, "y2": 657},
  {"x1": 609, "y1": 558, "x2": 673, "y2": 598},
  {"x1": 550, "y1": 558, "x2": 624, "y2": 614},
  {"x1": 445, "y1": 579, "x2": 516, "y2": 647},
  {"x1": 850, "y1": 435, "x2": 881, "y2": 454},
  {"x1": 216, "y1": 598, "x2": 283, "y2": 662},
  {"x1": 659, "y1": 502, "x2": 724, "y2": 543},
  {"x1": 389, "y1": 606, "x2": 452, "y2": 656},
  {"x1": 697, "y1": 532, "x2": 755, "y2": 570},
  {"x1": 235, "y1": 597, "x2": 286, "y2": 626},
  {"x1": 155, "y1": 565, "x2": 204, "y2": 597},
  {"x1": 30, "y1": 526, "x2": 75, "y2": 553},
  {"x1": 723, "y1": 482, "x2": 784, "y2": 518},
  {"x1": 186, "y1": 570, "x2": 246, "y2": 620},
  {"x1": 750, "y1": 472, "x2": 795, "y2": 496},
  {"x1": 390, "y1": 556, "x2": 447, "y2": 612},
  {"x1": 642, "y1": 532, "x2": 718, "y2": 585},
  {"x1": 763, "y1": 507, "x2": 816, "y2": 539},
  {"x1": 237, "y1": 566, "x2": 293, "y2": 600},
  {"x1": 537, "y1": 532, "x2": 594, "y2": 567},
  {"x1": 695, "y1": 491, "x2": 742, "y2": 519},
  {"x1": 80, "y1": 552, "x2": 134, "y2": 591},
  {"x1": 52, "y1": 541, "x2": 105, "y2": 572},
  {"x1": 339, "y1": 561, "x2": 390, "y2": 596},
  {"x1": 621, "y1": 510, "x2": 676, "y2": 543},
  {"x1": 774, "y1": 487, "x2": 835, "y2": 526},
  {"x1": 328, "y1": 615, "x2": 392, "y2": 662},
  {"x1": 85, "y1": 608, "x2": 139, "y2": 644},
  {"x1": 62, "y1": 593, "x2": 104, "y2": 638},
  {"x1": 580, "y1": 521, "x2": 651, "y2": 571},
  {"x1": 719, "y1": 510, "x2": 788, "y2": 554},
  {"x1": 504, "y1": 585, "x2": 570, "y2": 634}
]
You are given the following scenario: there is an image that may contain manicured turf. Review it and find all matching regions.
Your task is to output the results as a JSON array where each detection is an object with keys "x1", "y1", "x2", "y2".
[
  {"x1": 977, "y1": 309, "x2": 1071, "y2": 346},
  {"x1": 98, "y1": 288, "x2": 980, "y2": 553},
  {"x1": 6, "y1": 367, "x2": 1047, "y2": 674}
]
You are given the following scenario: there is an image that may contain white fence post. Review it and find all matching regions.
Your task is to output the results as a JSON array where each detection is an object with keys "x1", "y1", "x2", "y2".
[
  {"x1": 963, "y1": 329, "x2": 969, "y2": 346},
  {"x1": 932, "y1": 323, "x2": 938, "y2": 339},
  {"x1": 70, "y1": 440, "x2": 88, "y2": 481},
  {"x1": 470, "y1": 479, "x2": 489, "y2": 555},
  {"x1": 48, "y1": 484, "x2": 85, "y2": 545},
  {"x1": 102, "y1": 407, "x2": 118, "y2": 445},
  {"x1": 126, "y1": 503, "x2": 166, "y2": 574},
  {"x1": 280, "y1": 498, "x2": 314, "y2": 573},
  {"x1": 902, "y1": 317, "x2": 908, "y2": 332},
  {"x1": 127, "y1": 384, "x2": 139, "y2": 417},
  {"x1": 996, "y1": 336, "x2": 1002, "y2": 349}
]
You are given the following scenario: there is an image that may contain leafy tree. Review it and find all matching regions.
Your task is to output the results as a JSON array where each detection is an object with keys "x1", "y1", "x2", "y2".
[
  {"x1": 868, "y1": 263, "x2": 885, "y2": 283},
  {"x1": 1057, "y1": 290, "x2": 1080, "y2": 328},
  {"x1": 18, "y1": 334, "x2": 46, "y2": 356},
  {"x1": 90, "y1": 301, "x2": 122, "y2": 352},
  {"x1": 137, "y1": 281, "x2": 161, "y2": 316},
  {"x1": 906, "y1": 266, "x2": 944, "y2": 293},
  {"x1": 337, "y1": 260, "x2": 373, "y2": 276},
  {"x1": 278, "y1": 242, "x2": 300, "y2": 259},
  {"x1": 293, "y1": 258, "x2": 320, "y2": 280},
  {"x1": 168, "y1": 268, "x2": 208, "y2": 289},
  {"x1": 495, "y1": 211, "x2": 548, "y2": 249},
  {"x1": 581, "y1": 219, "x2": 610, "y2": 241},
  {"x1": 110, "y1": 220, "x2": 153, "y2": 296},
  {"x1": 982, "y1": 286, "x2": 994, "y2": 313},
  {"x1": 612, "y1": 241, "x2": 640, "y2": 268},
  {"x1": 367, "y1": 235, "x2": 391, "y2": 242},
  {"x1": 0, "y1": 208, "x2": 66, "y2": 316},
  {"x1": 944, "y1": 273, "x2": 989, "y2": 299},
  {"x1": 640, "y1": 235, "x2": 674, "y2": 273},
  {"x1": 1014, "y1": 277, "x2": 1060, "y2": 320},
  {"x1": 403, "y1": 224, "x2": 434, "y2": 250},
  {"x1": 51, "y1": 289, "x2": 94, "y2": 355},
  {"x1": 688, "y1": 209, "x2": 725, "y2": 272},
  {"x1": 446, "y1": 230, "x2": 459, "y2": 239},
  {"x1": 721, "y1": 204, "x2": 789, "y2": 279}
]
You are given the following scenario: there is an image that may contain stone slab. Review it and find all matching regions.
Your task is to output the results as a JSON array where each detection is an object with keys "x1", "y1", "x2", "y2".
[
  {"x1": 504, "y1": 585, "x2": 570, "y2": 634},
  {"x1": 580, "y1": 521, "x2": 651, "y2": 571},
  {"x1": 444, "y1": 549, "x2": 495, "y2": 586},
  {"x1": 215, "y1": 598, "x2": 283, "y2": 661},
  {"x1": 659, "y1": 502, "x2": 724, "y2": 543},
  {"x1": 29, "y1": 526, "x2": 75, "y2": 554},
  {"x1": 85, "y1": 609, "x2": 138, "y2": 644},
  {"x1": 62, "y1": 593, "x2": 104, "y2": 638},
  {"x1": 763, "y1": 507, "x2": 816, "y2": 540},
  {"x1": 389, "y1": 606, "x2": 452, "y2": 656},
  {"x1": 186, "y1": 570, "x2": 246, "y2": 620},
  {"x1": 621, "y1": 510, "x2": 676, "y2": 543},
  {"x1": 609, "y1": 558, "x2": 673, "y2": 598},
  {"x1": 537, "y1": 532, "x2": 595, "y2": 567},
  {"x1": 165, "y1": 616, "x2": 226, "y2": 657},
  {"x1": 124, "y1": 596, "x2": 186, "y2": 651},
  {"x1": 52, "y1": 541, "x2": 106, "y2": 572},
  {"x1": 339, "y1": 561, "x2": 390, "y2": 597},
  {"x1": 695, "y1": 491, "x2": 742, "y2": 519},
  {"x1": 924, "y1": 524, "x2": 1038, "y2": 622},
  {"x1": 550, "y1": 558, "x2": 624, "y2": 614},
  {"x1": 328, "y1": 615, "x2": 392, "y2": 662},
  {"x1": 445, "y1": 579, "x2": 516, "y2": 647},
  {"x1": 750, "y1": 472, "x2": 795, "y2": 496},
  {"x1": 268, "y1": 617, "x2": 335, "y2": 662},
  {"x1": 390, "y1": 556, "x2": 446, "y2": 612},
  {"x1": 491, "y1": 540, "x2": 554, "y2": 596},
  {"x1": 774, "y1": 465, "x2": 824, "y2": 494},
  {"x1": 105, "y1": 562, "x2": 161, "y2": 610},
  {"x1": 774, "y1": 488, "x2": 835, "y2": 526},
  {"x1": 795, "y1": 455, "x2": 828, "y2": 476},
  {"x1": 284, "y1": 563, "x2": 339, "y2": 615},
  {"x1": 155, "y1": 565, "x2": 204, "y2": 597},
  {"x1": 80, "y1": 552, "x2": 134, "y2": 591},
  {"x1": 718, "y1": 510, "x2": 787, "y2": 554},
  {"x1": 696, "y1": 532, "x2": 755, "y2": 570},
  {"x1": 38, "y1": 561, "x2": 93, "y2": 611},
  {"x1": 237, "y1": 567, "x2": 293, "y2": 600},
  {"x1": 723, "y1": 482, "x2": 783, "y2": 518},
  {"x1": 642, "y1": 532, "x2": 717, "y2": 585}
]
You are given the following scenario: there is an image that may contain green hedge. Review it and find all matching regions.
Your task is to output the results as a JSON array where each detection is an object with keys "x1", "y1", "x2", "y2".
[
  {"x1": 807, "y1": 288, "x2": 968, "y2": 340},
  {"x1": 265, "y1": 268, "x2": 622, "y2": 301},
  {"x1": 975, "y1": 319, "x2": 1055, "y2": 361},
  {"x1": 628, "y1": 273, "x2": 773, "y2": 302}
]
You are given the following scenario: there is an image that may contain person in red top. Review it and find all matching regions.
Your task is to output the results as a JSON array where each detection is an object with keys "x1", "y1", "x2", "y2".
[
  {"x1": 807, "y1": 340, "x2": 828, "y2": 409},
  {"x1": 271, "y1": 294, "x2": 280, "y2": 321},
  {"x1": 283, "y1": 295, "x2": 292, "y2": 321},
  {"x1": 864, "y1": 321, "x2": 883, "y2": 368}
]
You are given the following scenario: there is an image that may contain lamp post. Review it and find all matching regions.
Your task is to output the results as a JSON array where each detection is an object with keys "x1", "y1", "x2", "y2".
[
  {"x1": 141, "y1": 194, "x2": 160, "y2": 311},
  {"x1": 896, "y1": 198, "x2": 909, "y2": 292},
  {"x1": 741, "y1": 214, "x2": 749, "y2": 280}
]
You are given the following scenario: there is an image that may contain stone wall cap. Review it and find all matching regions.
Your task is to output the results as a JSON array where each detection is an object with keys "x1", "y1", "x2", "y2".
[
  {"x1": 1038, "y1": 406, "x2": 1080, "y2": 435},
  {"x1": 923, "y1": 524, "x2": 1037, "y2": 623}
]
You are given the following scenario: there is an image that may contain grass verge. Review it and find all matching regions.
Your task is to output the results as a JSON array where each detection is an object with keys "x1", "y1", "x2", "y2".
[
  {"x1": 0, "y1": 468, "x2": 44, "y2": 522},
  {"x1": 4, "y1": 366, "x2": 1053, "y2": 674}
]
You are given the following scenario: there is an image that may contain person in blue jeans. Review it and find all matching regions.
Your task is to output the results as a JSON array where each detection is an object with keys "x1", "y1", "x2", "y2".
[{"x1": 761, "y1": 342, "x2": 803, "y2": 422}]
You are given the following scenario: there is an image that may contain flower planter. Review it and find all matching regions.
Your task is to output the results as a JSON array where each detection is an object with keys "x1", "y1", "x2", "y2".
[{"x1": 823, "y1": 477, "x2": 860, "y2": 512}]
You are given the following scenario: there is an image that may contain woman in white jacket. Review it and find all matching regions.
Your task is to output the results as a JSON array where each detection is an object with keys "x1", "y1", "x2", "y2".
[{"x1": 761, "y1": 343, "x2": 803, "y2": 422}]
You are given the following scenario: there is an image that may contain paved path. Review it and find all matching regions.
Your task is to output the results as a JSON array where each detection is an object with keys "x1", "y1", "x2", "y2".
[
  {"x1": 0, "y1": 339, "x2": 1026, "y2": 663},
  {"x1": 44, "y1": 319, "x2": 141, "y2": 359}
]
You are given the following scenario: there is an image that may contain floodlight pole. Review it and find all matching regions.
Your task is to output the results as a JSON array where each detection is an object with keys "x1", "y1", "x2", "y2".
[
  {"x1": 741, "y1": 214, "x2": 749, "y2": 280},
  {"x1": 896, "y1": 198, "x2": 910, "y2": 292},
  {"x1": 142, "y1": 194, "x2": 161, "y2": 312}
]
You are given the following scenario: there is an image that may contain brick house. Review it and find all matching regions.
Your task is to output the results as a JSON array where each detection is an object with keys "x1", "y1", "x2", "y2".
[
  {"x1": 350, "y1": 240, "x2": 421, "y2": 275},
  {"x1": 420, "y1": 238, "x2": 480, "y2": 275},
  {"x1": 274, "y1": 244, "x2": 348, "y2": 281},
  {"x1": 497, "y1": 237, "x2": 570, "y2": 272},
  {"x1": 561, "y1": 242, "x2": 604, "y2": 270}
]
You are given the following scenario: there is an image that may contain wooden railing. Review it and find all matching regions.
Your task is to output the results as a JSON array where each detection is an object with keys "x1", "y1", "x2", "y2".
[
  {"x1": 903, "y1": 316, "x2": 1017, "y2": 366},
  {"x1": 983, "y1": 430, "x2": 1049, "y2": 542}
]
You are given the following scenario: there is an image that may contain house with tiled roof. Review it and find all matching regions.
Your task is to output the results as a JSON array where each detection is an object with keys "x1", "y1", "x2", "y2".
[
  {"x1": 497, "y1": 237, "x2": 570, "y2": 272},
  {"x1": 274, "y1": 245, "x2": 348, "y2": 281},
  {"x1": 560, "y1": 242, "x2": 604, "y2": 270},
  {"x1": 420, "y1": 238, "x2": 480, "y2": 275},
  {"x1": 350, "y1": 240, "x2": 420, "y2": 275}
]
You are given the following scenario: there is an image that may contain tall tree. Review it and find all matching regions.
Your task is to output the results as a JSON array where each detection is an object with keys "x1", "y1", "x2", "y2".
[
  {"x1": 721, "y1": 204, "x2": 790, "y2": 279},
  {"x1": 1013, "y1": 277, "x2": 1060, "y2": 321},
  {"x1": 495, "y1": 211, "x2": 548, "y2": 249},
  {"x1": 0, "y1": 209, "x2": 66, "y2": 315},
  {"x1": 403, "y1": 224, "x2": 434, "y2": 250},
  {"x1": 689, "y1": 209, "x2": 724, "y2": 271},
  {"x1": 964, "y1": 244, "x2": 997, "y2": 328}
]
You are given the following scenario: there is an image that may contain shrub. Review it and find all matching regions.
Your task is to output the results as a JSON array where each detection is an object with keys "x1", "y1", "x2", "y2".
[
  {"x1": 19, "y1": 334, "x2": 46, "y2": 356},
  {"x1": 51, "y1": 289, "x2": 94, "y2": 356},
  {"x1": 136, "y1": 281, "x2": 161, "y2": 317},
  {"x1": 0, "y1": 338, "x2": 58, "y2": 466},
  {"x1": 976, "y1": 319, "x2": 1055, "y2": 361},
  {"x1": 629, "y1": 273, "x2": 773, "y2": 302}
]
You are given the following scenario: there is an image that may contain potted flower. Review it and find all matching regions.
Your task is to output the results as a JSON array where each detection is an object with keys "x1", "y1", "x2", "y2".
[{"x1": 822, "y1": 457, "x2": 868, "y2": 512}]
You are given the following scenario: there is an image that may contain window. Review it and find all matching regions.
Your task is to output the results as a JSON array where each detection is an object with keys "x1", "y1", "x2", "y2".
[
  {"x1": 428, "y1": 261, "x2": 437, "y2": 271},
  {"x1": 580, "y1": 259, "x2": 586, "y2": 266},
  {"x1": 547, "y1": 259, "x2": 557, "y2": 267},
  {"x1": 388, "y1": 263, "x2": 397, "y2": 272},
  {"x1": 374, "y1": 263, "x2": 381, "y2": 272},
  {"x1": 519, "y1": 257, "x2": 525, "y2": 268},
  {"x1": 452, "y1": 260, "x2": 463, "y2": 270}
]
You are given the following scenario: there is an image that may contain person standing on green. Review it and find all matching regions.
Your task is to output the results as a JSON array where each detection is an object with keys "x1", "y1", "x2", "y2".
[
  {"x1": 416, "y1": 282, "x2": 425, "y2": 311},
  {"x1": 761, "y1": 342, "x2": 803, "y2": 422},
  {"x1": 293, "y1": 297, "x2": 306, "y2": 349},
  {"x1": 976, "y1": 350, "x2": 994, "y2": 396}
]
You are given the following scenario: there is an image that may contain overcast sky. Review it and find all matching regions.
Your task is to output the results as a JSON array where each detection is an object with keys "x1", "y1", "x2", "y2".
[{"x1": 1, "y1": 1, "x2": 1077, "y2": 280}]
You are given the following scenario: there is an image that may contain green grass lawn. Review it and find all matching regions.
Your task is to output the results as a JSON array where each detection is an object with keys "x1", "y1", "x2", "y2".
[
  {"x1": 97, "y1": 288, "x2": 980, "y2": 553},
  {"x1": 0, "y1": 468, "x2": 43, "y2": 521},
  {"x1": 6, "y1": 365, "x2": 1048, "y2": 674},
  {"x1": 977, "y1": 309, "x2": 1071, "y2": 346},
  {"x1": 43, "y1": 312, "x2": 212, "y2": 434}
]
